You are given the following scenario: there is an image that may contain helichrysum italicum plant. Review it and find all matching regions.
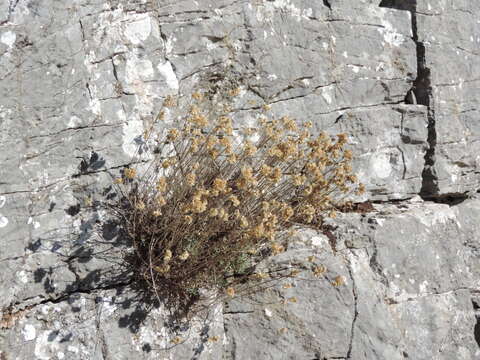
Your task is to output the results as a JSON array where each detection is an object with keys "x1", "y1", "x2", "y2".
[{"x1": 112, "y1": 88, "x2": 364, "y2": 314}]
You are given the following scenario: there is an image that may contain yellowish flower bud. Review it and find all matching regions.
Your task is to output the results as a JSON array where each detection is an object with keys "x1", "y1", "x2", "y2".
[
  {"x1": 239, "y1": 216, "x2": 249, "y2": 228},
  {"x1": 186, "y1": 172, "x2": 196, "y2": 186},
  {"x1": 156, "y1": 195, "x2": 166, "y2": 206},
  {"x1": 228, "y1": 195, "x2": 240, "y2": 207},
  {"x1": 163, "y1": 95, "x2": 176, "y2": 108},
  {"x1": 226, "y1": 287, "x2": 235, "y2": 297},
  {"x1": 164, "y1": 249, "x2": 172, "y2": 263},
  {"x1": 170, "y1": 336, "x2": 182, "y2": 344},
  {"x1": 213, "y1": 178, "x2": 228, "y2": 193},
  {"x1": 179, "y1": 251, "x2": 190, "y2": 261},
  {"x1": 167, "y1": 128, "x2": 180, "y2": 142},
  {"x1": 332, "y1": 275, "x2": 345, "y2": 286},
  {"x1": 124, "y1": 168, "x2": 136, "y2": 179},
  {"x1": 313, "y1": 265, "x2": 327, "y2": 277},
  {"x1": 153, "y1": 264, "x2": 170, "y2": 273}
]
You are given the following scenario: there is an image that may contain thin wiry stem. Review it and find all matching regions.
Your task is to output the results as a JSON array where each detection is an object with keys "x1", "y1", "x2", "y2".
[{"x1": 110, "y1": 90, "x2": 364, "y2": 317}]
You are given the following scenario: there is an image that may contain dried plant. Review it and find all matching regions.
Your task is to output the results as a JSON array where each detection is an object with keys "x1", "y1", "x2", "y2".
[{"x1": 111, "y1": 88, "x2": 364, "y2": 315}]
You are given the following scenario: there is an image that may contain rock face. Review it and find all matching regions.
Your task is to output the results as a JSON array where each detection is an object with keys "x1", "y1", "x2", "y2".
[{"x1": 0, "y1": 1, "x2": 479, "y2": 359}]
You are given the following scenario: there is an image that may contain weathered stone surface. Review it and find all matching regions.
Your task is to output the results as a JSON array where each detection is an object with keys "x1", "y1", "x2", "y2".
[
  {"x1": 417, "y1": 1, "x2": 480, "y2": 196},
  {"x1": 1, "y1": 0, "x2": 479, "y2": 359},
  {"x1": 224, "y1": 198, "x2": 480, "y2": 360},
  {"x1": 1, "y1": 288, "x2": 225, "y2": 360},
  {"x1": 333, "y1": 105, "x2": 428, "y2": 200},
  {"x1": 379, "y1": 0, "x2": 480, "y2": 196}
]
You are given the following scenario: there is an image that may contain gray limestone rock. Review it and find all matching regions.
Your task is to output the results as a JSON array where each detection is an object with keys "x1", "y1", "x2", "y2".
[
  {"x1": 224, "y1": 199, "x2": 480, "y2": 360},
  {"x1": 1, "y1": 0, "x2": 479, "y2": 359}
]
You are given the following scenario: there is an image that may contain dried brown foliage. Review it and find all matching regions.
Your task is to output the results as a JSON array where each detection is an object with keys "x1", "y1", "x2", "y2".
[{"x1": 112, "y1": 89, "x2": 364, "y2": 315}]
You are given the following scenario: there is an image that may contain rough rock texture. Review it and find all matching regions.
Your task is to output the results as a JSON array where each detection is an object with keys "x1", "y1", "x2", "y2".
[
  {"x1": 225, "y1": 198, "x2": 480, "y2": 360},
  {"x1": 0, "y1": 0, "x2": 479, "y2": 359}
]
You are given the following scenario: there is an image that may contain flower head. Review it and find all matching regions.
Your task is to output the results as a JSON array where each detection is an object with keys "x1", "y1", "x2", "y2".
[
  {"x1": 213, "y1": 178, "x2": 228, "y2": 193},
  {"x1": 156, "y1": 176, "x2": 167, "y2": 193},
  {"x1": 226, "y1": 287, "x2": 235, "y2": 297},
  {"x1": 179, "y1": 251, "x2": 190, "y2": 261},
  {"x1": 124, "y1": 168, "x2": 136, "y2": 179}
]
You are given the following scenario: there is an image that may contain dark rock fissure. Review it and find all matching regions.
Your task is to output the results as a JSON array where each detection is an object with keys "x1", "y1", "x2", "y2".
[
  {"x1": 378, "y1": 0, "x2": 411, "y2": 11},
  {"x1": 410, "y1": 4, "x2": 439, "y2": 198},
  {"x1": 420, "y1": 192, "x2": 471, "y2": 205},
  {"x1": 472, "y1": 298, "x2": 480, "y2": 348},
  {"x1": 10, "y1": 279, "x2": 133, "y2": 312},
  {"x1": 345, "y1": 261, "x2": 358, "y2": 359},
  {"x1": 222, "y1": 310, "x2": 255, "y2": 315},
  {"x1": 379, "y1": 0, "x2": 439, "y2": 199},
  {"x1": 414, "y1": 43, "x2": 438, "y2": 198},
  {"x1": 474, "y1": 320, "x2": 480, "y2": 348}
]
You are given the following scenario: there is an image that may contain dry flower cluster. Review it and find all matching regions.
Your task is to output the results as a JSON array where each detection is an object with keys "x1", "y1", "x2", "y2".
[{"x1": 112, "y1": 88, "x2": 364, "y2": 314}]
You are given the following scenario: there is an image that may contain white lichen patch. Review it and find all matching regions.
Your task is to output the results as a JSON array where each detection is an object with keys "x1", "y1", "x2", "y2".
[
  {"x1": 321, "y1": 87, "x2": 333, "y2": 104},
  {"x1": 348, "y1": 64, "x2": 361, "y2": 73},
  {"x1": 0, "y1": 106, "x2": 12, "y2": 125},
  {"x1": 0, "y1": 215, "x2": 8, "y2": 228},
  {"x1": 98, "y1": 296, "x2": 117, "y2": 320},
  {"x1": 41, "y1": 305, "x2": 51, "y2": 315},
  {"x1": 126, "y1": 57, "x2": 155, "y2": 84},
  {"x1": 418, "y1": 280, "x2": 429, "y2": 295},
  {"x1": 67, "y1": 115, "x2": 83, "y2": 128},
  {"x1": 264, "y1": 308, "x2": 273, "y2": 317},
  {"x1": 157, "y1": 61, "x2": 179, "y2": 91},
  {"x1": 27, "y1": 217, "x2": 40, "y2": 229},
  {"x1": 124, "y1": 14, "x2": 152, "y2": 45},
  {"x1": 17, "y1": 270, "x2": 29, "y2": 284},
  {"x1": 67, "y1": 345, "x2": 79, "y2": 354},
  {"x1": 376, "y1": 62, "x2": 385, "y2": 72},
  {"x1": 378, "y1": 20, "x2": 405, "y2": 47},
  {"x1": 206, "y1": 39, "x2": 218, "y2": 51},
  {"x1": 123, "y1": 54, "x2": 162, "y2": 116},
  {"x1": 0, "y1": 31, "x2": 16, "y2": 47},
  {"x1": 387, "y1": 281, "x2": 417, "y2": 303},
  {"x1": 134, "y1": 325, "x2": 158, "y2": 352},
  {"x1": 116, "y1": 108, "x2": 127, "y2": 123},
  {"x1": 346, "y1": 251, "x2": 371, "y2": 280},
  {"x1": 22, "y1": 324, "x2": 36, "y2": 341},
  {"x1": 310, "y1": 235, "x2": 326, "y2": 247},
  {"x1": 413, "y1": 205, "x2": 459, "y2": 229},
  {"x1": 34, "y1": 330, "x2": 60, "y2": 360},
  {"x1": 256, "y1": 0, "x2": 313, "y2": 22},
  {"x1": 370, "y1": 151, "x2": 392, "y2": 179},
  {"x1": 164, "y1": 35, "x2": 174, "y2": 55},
  {"x1": 90, "y1": 98, "x2": 102, "y2": 116},
  {"x1": 0, "y1": 196, "x2": 7, "y2": 228},
  {"x1": 122, "y1": 119, "x2": 144, "y2": 157}
]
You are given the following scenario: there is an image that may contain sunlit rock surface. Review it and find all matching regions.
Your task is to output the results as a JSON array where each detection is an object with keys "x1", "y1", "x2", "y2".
[{"x1": 1, "y1": 0, "x2": 479, "y2": 359}]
